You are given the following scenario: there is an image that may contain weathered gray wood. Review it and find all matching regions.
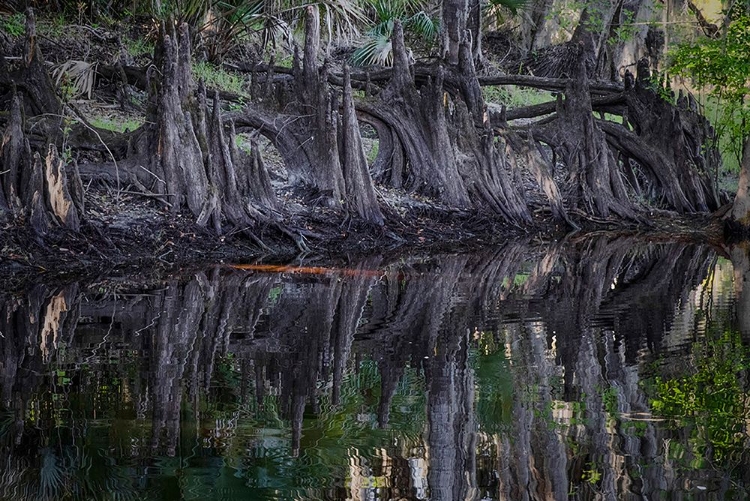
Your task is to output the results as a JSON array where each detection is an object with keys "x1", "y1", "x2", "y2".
[
  {"x1": 478, "y1": 74, "x2": 623, "y2": 94},
  {"x1": 0, "y1": 93, "x2": 24, "y2": 218},
  {"x1": 624, "y1": 73, "x2": 720, "y2": 212},
  {"x1": 538, "y1": 46, "x2": 638, "y2": 220},
  {"x1": 227, "y1": 122, "x2": 278, "y2": 211},
  {"x1": 43, "y1": 144, "x2": 81, "y2": 232},
  {"x1": 341, "y1": 66, "x2": 384, "y2": 226}
]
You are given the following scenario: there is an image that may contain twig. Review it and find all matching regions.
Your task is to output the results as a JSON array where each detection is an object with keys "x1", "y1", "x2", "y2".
[
  {"x1": 46, "y1": 107, "x2": 122, "y2": 204},
  {"x1": 138, "y1": 165, "x2": 166, "y2": 186},
  {"x1": 118, "y1": 190, "x2": 173, "y2": 206}
]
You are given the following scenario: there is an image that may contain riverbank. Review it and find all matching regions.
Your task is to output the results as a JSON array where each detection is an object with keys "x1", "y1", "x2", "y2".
[
  {"x1": 0, "y1": 175, "x2": 726, "y2": 293},
  {"x1": 0, "y1": 10, "x2": 732, "y2": 290}
]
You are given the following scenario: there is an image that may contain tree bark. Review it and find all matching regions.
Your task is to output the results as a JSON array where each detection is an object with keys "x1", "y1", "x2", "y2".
[
  {"x1": 285, "y1": 6, "x2": 346, "y2": 206},
  {"x1": 540, "y1": 46, "x2": 638, "y2": 220},
  {"x1": 227, "y1": 123, "x2": 278, "y2": 211},
  {"x1": 368, "y1": 21, "x2": 472, "y2": 207},
  {"x1": 727, "y1": 136, "x2": 750, "y2": 233},
  {"x1": 442, "y1": 0, "x2": 468, "y2": 65},
  {"x1": 0, "y1": 92, "x2": 83, "y2": 234},
  {"x1": 341, "y1": 66, "x2": 385, "y2": 226},
  {"x1": 624, "y1": 73, "x2": 720, "y2": 212},
  {"x1": 19, "y1": 8, "x2": 61, "y2": 120},
  {"x1": 0, "y1": 93, "x2": 26, "y2": 220},
  {"x1": 520, "y1": 0, "x2": 557, "y2": 55},
  {"x1": 42, "y1": 144, "x2": 82, "y2": 232},
  {"x1": 113, "y1": 23, "x2": 281, "y2": 242},
  {"x1": 149, "y1": 26, "x2": 208, "y2": 216}
]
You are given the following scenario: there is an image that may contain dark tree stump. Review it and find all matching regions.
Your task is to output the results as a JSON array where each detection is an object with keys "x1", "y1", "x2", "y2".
[
  {"x1": 20, "y1": 9, "x2": 61, "y2": 119},
  {"x1": 227, "y1": 123, "x2": 278, "y2": 212},
  {"x1": 0, "y1": 93, "x2": 27, "y2": 220},
  {"x1": 150, "y1": 27, "x2": 209, "y2": 216},
  {"x1": 624, "y1": 68, "x2": 720, "y2": 212},
  {"x1": 24, "y1": 145, "x2": 83, "y2": 235},
  {"x1": 545, "y1": 45, "x2": 637, "y2": 220},
  {"x1": 341, "y1": 65, "x2": 384, "y2": 226},
  {"x1": 230, "y1": 7, "x2": 386, "y2": 226},
  {"x1": 358, "y1": 25, "x2": 538, "y2": 225},
  {"x1": 200, "y1": 91, "x2": 269, "y2": 235},
  {"x1": 117, "y1": 22, "x2": 279, "y2": 243},
  {"x1": 366, "y1": 115, "x2": 406, "y2": 189},
  {"x1": 0, "y1": 90, "x2": 82, "y2": 234},
  {"x1": 365, "y1": 22, "x2": 471, "y2": 207},
  {"x1": 42, "y1": 144, "x2": 82, "y2": 232},
  {"x1": 282, "y1": 6, "x2": 346, "y2": 206}
]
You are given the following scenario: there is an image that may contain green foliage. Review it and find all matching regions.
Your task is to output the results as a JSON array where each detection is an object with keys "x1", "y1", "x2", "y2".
[
  {"x1": 365, "y1": 138, "x2": 379, "y2": 164},
  {"x1": 703, "y1": 95, "x2": 749, "y2": 174},
  {"x1": 89, "y1": 116, "x2": 143, "y2": 133},
  {"x1": 649, "y1": 331, "x2": 750, "y2": 463},
  {"x1": 0, "y1": 12, "x2": 24, "y2": 37},
  {"x1": 193, "y1": 61, "x2": 247, "y2": 94},
  {"x1": 608, "y1": 9, "x2": 637, "y2": 45},
  {"x1": 472, "y1": 331, "x2": 514, "y2": 434},
  {"x1": 122, "y1": 36, "x2": 154, "y2": 58},
  {"x1": 483, "y1": 85, "x2": 553, "y2": 108},
  {"x1": 351, "y1": 0, "x2": 438, "y2": 66},
  {"x1": 670, "y1": 14, "x2": 750, "y2": 102},
  {"x1": 669, "y1": 12, "x2": 750, "y2": 172},
  {"x1": 645, "y1": 72, "x2": 676, "y2": 105},
  {"x1": 582, "y1": 464, "x2": 602, "y2": 485}
]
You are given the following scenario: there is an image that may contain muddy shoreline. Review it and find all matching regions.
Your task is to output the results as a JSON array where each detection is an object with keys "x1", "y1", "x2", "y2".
[{"x1": 0, "y1": 184, "x2": 725, "y2": 293}]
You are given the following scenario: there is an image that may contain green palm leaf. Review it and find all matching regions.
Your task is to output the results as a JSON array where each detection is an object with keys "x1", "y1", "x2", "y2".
[
  {"x1": 405, "y1": 10, "x2": 437, "y2": 39},
  {"x1": 352, "y1": 0, "x2": 438, "y2": 67},
  {"x1": 351, "y1": 33, "x2": 393, "y2": 66}
]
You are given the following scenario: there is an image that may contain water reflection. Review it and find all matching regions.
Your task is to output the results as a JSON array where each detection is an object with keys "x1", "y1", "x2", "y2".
[{"x1": 0, "y1": 237, "x2": 747, "y2": 500}]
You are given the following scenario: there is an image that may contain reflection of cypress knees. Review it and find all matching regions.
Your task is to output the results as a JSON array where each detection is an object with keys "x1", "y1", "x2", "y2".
[
  {"x1": 0, "y1": 283, "x2": 80, "y2": 407},
  {"x1": 0, "y1": 240, "x2": 720, "y2": 494}
]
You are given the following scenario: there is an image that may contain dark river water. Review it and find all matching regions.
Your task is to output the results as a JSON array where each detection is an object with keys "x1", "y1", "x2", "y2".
[{"x1": 2, "y1": 236, "x2": 750, "y2": 500}]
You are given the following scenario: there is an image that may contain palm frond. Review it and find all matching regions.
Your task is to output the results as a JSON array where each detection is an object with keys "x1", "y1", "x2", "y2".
[
  {"x1": 370, "y1": 18, "x2": 394, "y2": 36},
  {"x1": 52, "y1": 60, "x2": 98, "y2": 99},
  {"x1": 314, "y1": 0, "x2": 368, "y2": 43},
  {"x1": 371, "y1": 0, "x2": 406, "y2": 21},
  {"x1": 367, "y1": 0, "x2": 426, "y2": 19},
  {"x1": 351, "y1": 34, "x2": 392, "y2": 66},
  {"x1": 405, "y1": 10, "x2": 437, "y2": 39},
  {"x1": 352, "y1": 0, "x2": 437, "y2": 67}
]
